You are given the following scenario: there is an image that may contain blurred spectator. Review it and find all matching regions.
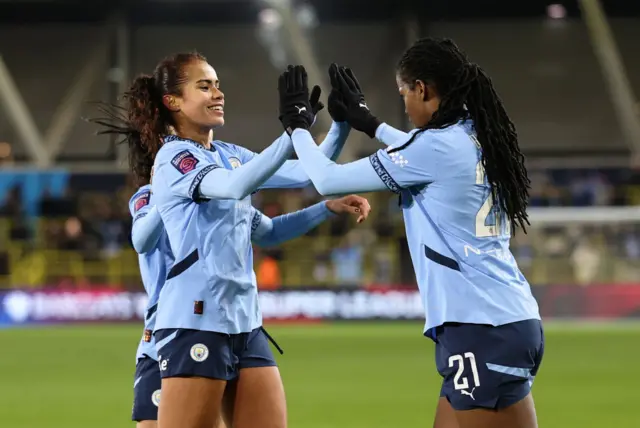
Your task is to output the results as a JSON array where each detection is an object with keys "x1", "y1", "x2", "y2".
[
  {"x1": 59, "y1": 217, "x2": 83, "y2": 251},
  {"x1": 570, "y1": 172, "x2": 611, "y2": 206},
  {"x1": 312, "y1": 250, "x2": 331, "y2": 283},
  {"x1": 1, "y1": 186, "x2": 30, "y2": 242},
  {"x1": 372, "y1": 247, "x2": 393, "y2": 284},
  {"x1": 571, "y1": 236, "x2": 602, "y2": 286},
  {"x1": 256, "y1": 248, "x2": 281, "y2": 289},
  {"x1": 0, "y1": 142, "x2": 14, "y2": 166},
  {"x1": 623, "y1": 227, "x2": 640, "y2": 260},
  {"x1": 98, "y1": 204, "x2": 128, "y2": 258},
  {"x1": 331, "y1": 231, "x2": 364, "y2": 286}
]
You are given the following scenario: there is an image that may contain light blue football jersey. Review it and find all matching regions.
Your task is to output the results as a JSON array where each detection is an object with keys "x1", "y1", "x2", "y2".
[
  {"x1": 290, "y1": 121, "x2": 541, "y2": 336},
  {"x1": 150, "y1": 131, "x2": 345, "y2": 335},
  {"x1": 151, "y1": 139, "x2": 263, "y2": 335},
  {"x1": 128, "y1": 185, "x2": 173, "y2": 361}
]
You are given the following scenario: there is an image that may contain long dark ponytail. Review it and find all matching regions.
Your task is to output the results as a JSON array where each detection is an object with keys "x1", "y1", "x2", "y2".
[
  {"x1": 395, "y1": 37, "x2": 530, "y2": 232},
  {"x1": 89, "y1": 52, "x2": 207, "y2": 186}
]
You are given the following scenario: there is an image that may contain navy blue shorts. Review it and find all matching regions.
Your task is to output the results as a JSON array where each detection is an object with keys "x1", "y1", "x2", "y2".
[
  {"x1": 132, "y1": 356, "x2": 162, "y2": 422},
  {"x1": 435, "y1": 319, "x2": 544, "y2": 411},
  {"x1": 154, "y1": 327, "x2": 278, "y2": 381}
]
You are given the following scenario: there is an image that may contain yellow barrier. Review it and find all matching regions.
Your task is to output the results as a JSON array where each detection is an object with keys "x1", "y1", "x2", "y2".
[{"x1": 0, "y1": 212, "x2": 636, "y2": 288}]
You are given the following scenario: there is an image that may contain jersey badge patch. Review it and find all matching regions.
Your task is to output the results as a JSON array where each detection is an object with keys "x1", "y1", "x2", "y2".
[
  {"x1": 228, "y1": 157, "x2": 242, "y2": 169},
  {"x1": 171, "y1": 150, "x2": 199, "y2": 174},
  {"x1": 133, "y1": 191, "x2": 150, "y2": 213}
]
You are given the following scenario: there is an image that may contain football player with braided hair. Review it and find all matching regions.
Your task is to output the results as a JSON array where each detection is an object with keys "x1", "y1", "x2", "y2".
[{"x1": 286, "y1": 38, "x2": 543, "y2": 428}]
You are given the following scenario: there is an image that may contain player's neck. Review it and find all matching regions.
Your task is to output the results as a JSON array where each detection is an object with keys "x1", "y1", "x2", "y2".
[{"x1": 175, "y1": 127, "x2": 214, "y2": 150}]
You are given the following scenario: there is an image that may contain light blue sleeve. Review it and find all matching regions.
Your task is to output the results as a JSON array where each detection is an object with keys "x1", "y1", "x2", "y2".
[
  {"x1": 250, "y1": 202, "x2": 333, "y2": 247},
  {"x1": 369, "y1": 132, "x2": 437, "y2": 188},
  {"x1": 128, "y1": 187, "x2": 164, "y2": 254},
  {"x1": 290, "y1": 128, "x2": 436, "y2": 196},
  {"x1": 375, "y1": 123, "x2": 409, "y2": 146},
  {"x1": 155, "y1": 138, "x2": 293, "y2": 201},
  {"x1": 235, "y1": 122, "x2": 351, "y2": 189},
  {"x1": 153, "y1": 143, "x2": 222, "y2": 201}
]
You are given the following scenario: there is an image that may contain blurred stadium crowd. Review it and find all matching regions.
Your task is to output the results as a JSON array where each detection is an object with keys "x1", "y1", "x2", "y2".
[{"x1": 2, "y1": 160, "x2": 640, "y2": 290}]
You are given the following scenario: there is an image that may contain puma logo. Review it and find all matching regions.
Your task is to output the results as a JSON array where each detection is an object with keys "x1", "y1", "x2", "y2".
[{"x1": 460, "y1": 387, "x2": 476, "y2": 400}]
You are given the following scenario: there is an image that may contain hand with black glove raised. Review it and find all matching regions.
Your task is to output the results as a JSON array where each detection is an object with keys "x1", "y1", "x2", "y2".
[
  {"x1": 278, "y1": 65, "x2": 316, "y2": 135},
  {"x1": 327, "y1": 88, "x2": 347, "y2": 123},
  {"x1": 309, "y1": 84, "x2": 324, "y2": 126},
  {"x1": 328, "y1": 63, "x2": 381, "y2": 138}
]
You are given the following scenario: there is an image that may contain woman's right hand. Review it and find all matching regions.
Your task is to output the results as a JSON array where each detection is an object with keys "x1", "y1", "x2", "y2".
[
  {"x1": 278, "y1": 65, "x2": 315, "y2": 135},
  {"x1": 328, "y1": 63, "x2": 381, "y2": 138}
]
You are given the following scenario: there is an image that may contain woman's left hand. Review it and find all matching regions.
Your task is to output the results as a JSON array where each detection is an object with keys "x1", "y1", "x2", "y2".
[{"x1": 325, "y1": 195, "x2": 371, "y2": 224}]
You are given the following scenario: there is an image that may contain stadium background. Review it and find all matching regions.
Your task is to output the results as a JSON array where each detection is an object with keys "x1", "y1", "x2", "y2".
[{"x1": 0, "y1": 0, "x2": 639, "y2": 426}]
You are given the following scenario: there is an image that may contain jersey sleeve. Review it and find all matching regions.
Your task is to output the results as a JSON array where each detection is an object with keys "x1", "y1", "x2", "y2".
[
  {"x1": 289, "y1": 128, "x2": 435, "y2": 196},
  {"x1": 375, "y1": 122, "x2": 409, "y2": 146},
  {"x1": 250, "y1": 202, "x2": 332, "y2": 247},
  {"x1": 231, "y1": 133, "x2": 287, "y2": 165},
  {"x1": 233, "y1": 122, "x2": 351, "y2": 189},
  {"x1": 232, "y1": 142, "x2": 308, "y2": 189},
  {"x1": 128, "y1": 187, "x2": 151, "y2": 219},
  {"x1": 128, "y1": 187, "x2": 164, "y2": 254},
  {"x1": 199, "y1": 136, "x2": 294, "y2": 199},
  {"x1": 153, "y1": 143, "x2": 220, "y2": 201},
  {"x1": 369, "y1": 132, "x2": 437, "y2": 190}
]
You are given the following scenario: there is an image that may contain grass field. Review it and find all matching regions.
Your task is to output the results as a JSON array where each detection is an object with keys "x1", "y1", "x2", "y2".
[{"x1": 0, "y1": 322, "x2": 638, "y2": 427}]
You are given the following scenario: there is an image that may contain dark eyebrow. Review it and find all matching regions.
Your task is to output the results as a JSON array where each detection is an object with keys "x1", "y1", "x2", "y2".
[{"x1": 196, "y1": 79, "x2": 218, "y2": 85}]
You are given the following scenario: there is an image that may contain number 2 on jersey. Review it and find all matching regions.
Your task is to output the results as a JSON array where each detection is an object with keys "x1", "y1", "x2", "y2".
[{"x1": 472, "y1": 136, "x2": 508, "y2": 237}]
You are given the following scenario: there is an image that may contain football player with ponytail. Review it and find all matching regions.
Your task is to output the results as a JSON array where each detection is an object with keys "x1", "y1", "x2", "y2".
[
  {"x1": 93, "y1": 53, "x2": 369, "y2": 428},
  {"x1": 285, "y1": 38, "x2": 544, "y2": 428}
]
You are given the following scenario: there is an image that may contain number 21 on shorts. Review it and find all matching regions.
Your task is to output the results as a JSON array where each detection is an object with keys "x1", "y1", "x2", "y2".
[{"x1": 449, "y1": 352, "x2": 481, "y2": 391}]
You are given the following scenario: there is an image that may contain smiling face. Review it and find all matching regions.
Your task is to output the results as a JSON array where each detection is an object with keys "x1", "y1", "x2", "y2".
[{"x1": 164, "y1": 60, "x2": 225, "y2": 132}]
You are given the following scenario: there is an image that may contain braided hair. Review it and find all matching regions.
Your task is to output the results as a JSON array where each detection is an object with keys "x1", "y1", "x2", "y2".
[
  {"x1": 395, "y1": 37, "x2": 530, "y2": 233},
  {"x1": 88, "y1": 52, "x2": 207, "y2": 186}
]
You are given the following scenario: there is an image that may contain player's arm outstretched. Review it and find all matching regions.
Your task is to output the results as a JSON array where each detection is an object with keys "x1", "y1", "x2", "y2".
[
  {"x1": 128, "y1": 186, "x2": 164, "y2": 254},
  {"x1": 281, "y1": 65, "x2": 435, "y2": 196},
  {"x1": 235, "y1": 77, "x2": 352, "y2": 189},
  {"x1": 251, "y1": 195, "x2": 370, "y2": 247},
  {"x1": 153, "y1": 135, "x2": 294, "y2": 202},
  {"x1": 243, "y1": 120, "x2": 351, "y2": 190}
]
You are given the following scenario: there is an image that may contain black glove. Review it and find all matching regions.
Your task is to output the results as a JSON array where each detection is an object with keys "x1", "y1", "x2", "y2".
[
  {"x1": 309, "y1": 84, "x2": 324, "y2": 127},
  {"x1": 328, "y1": 63, "x2": 381, "y2": 138},
  {"x1": 327, "y1": 88, "x2": 348, "y2": 123},
  {"x1": 278, "y1": 65, "x2": 315, "y2": 135},
  {"x1": 309, "y1": 84, "x2": 324, "y2": 116}
]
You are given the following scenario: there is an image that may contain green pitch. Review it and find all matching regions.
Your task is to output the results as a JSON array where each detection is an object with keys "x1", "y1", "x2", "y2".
[{"x1": 0, "y1": 322, "x2": 638, "y2": 427}]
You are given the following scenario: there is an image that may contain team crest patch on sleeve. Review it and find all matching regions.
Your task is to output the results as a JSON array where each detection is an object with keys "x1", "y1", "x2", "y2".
[
  {"x1": 133, "y1": 191, "x2": 150, "y2": 213},
  {"x1": 171, "y1": 150, "x2": 199, "y2": 174}
]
